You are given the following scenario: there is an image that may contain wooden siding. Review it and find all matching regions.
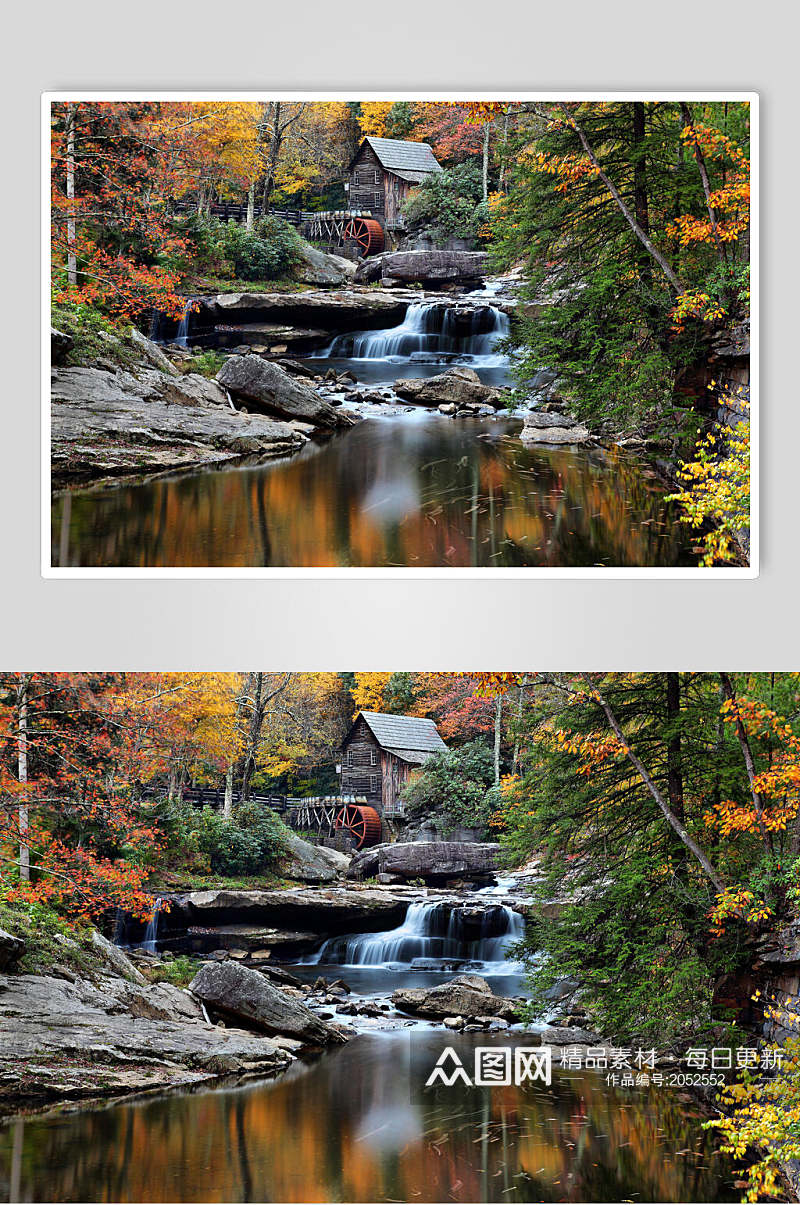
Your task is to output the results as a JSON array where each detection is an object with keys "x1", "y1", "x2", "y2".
[
  {"x1": 349, "y1": 144, "x2": 418, "y2": 229},
  {"x1": 341, "y1": 716, "x2": 382, "y2": 806}
]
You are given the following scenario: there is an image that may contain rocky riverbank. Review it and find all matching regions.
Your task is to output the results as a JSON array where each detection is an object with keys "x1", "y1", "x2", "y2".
[{"x1": 50, "y1": 327, "x2": 359, "y2": 488}]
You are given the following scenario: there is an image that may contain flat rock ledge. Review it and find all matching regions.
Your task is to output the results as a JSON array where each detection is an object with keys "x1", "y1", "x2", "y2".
[
  {"x1": 519, "y1": 411, "x2": 593, "y2": 445},
  {"x1": 51, "y1": 366, "x2": 310, "y2": 486},
  {"x1": 0, "y1": 971, "x2": 298, "y2": 1113}
]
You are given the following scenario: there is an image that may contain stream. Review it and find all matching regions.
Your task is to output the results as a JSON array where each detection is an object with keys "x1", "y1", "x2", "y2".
[
  {"x1": 0, "y1": 891, "x2": 737, "y2": 1202},
  {"x1": 50, "y1": 290, "x2": 697, "y2": 570}
]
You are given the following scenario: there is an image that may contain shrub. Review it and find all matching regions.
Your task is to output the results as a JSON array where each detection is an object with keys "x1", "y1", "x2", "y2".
[
  {"x1": 195, "y1": 802, "x2": 288, "y2": 877},
  {"x1": 403, "y1": 164, "x2": 490, "y2": 246},
  {"x1": 403, "y1": 739, "x2": 499, "y2": 833},
  {"x1": 175, "y1": 215, "x2": 302, "y2": 283}
]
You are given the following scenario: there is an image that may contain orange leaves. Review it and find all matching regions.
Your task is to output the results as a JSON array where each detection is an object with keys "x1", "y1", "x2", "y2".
[{"x1": 708, "y1": 887, "x2": 772, "y2": 937}]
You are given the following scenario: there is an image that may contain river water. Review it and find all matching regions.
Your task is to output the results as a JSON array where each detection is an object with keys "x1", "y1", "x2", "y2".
[
  {"x1": 50, "y1": 294, "x2": 697, "y2": 570},
  {"x1": 0, "y1": 1030, "x2": 736, "y2": 1203},
  {"x1": 0, "y1": 894, "x2": 738, "y2": 1202}
]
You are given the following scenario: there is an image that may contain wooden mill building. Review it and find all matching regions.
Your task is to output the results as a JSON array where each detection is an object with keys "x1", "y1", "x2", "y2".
[
  {"x1": 346, "y1": 137, "x2": 443, "y2": 230},
  {"x1": 339, "y1": 711, "x2": 448, "y2": 820}
]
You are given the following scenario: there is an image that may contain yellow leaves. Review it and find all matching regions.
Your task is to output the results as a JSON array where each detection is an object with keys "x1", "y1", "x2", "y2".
[
  {"x1": 357, "y1": 102, "x2": 395, "y2": 139},
  {"x1": 351, "y1": 673, "x2": 392, "y2": 714},
  {"x1": 669, "y1": 405, "x2": 750, "y2": 566}
]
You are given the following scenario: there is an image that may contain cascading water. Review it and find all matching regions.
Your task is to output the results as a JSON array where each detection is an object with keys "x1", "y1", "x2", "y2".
[
  {"x1": 174, "y1": 300, "x2": 195, "y2": 348},
  {"x1": 304, "y1": 900, "x2": 524, "y2": 972},
  {"x1": 141, "y1": 897, "x2": 164, "y2": 953},
  {"x1": 318, "y1": 302, "x2": 510, "y2": 368}
]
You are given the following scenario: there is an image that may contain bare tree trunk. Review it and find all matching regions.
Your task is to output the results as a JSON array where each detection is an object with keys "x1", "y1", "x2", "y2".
[
  {"x1": 246, "y1": 180, "x2": 255, "y2": 231},
  {"x1": 680, "y1": 103, "x2": 726, "y2": 264},
  {"x1": 719, "y1": 673, "x2": 773, "y2": 852},
  {"x1": 586, "y1": 678, "x2": 727, "y2": 894},
  {"x1": 224, "y1": 674, "x2": 253, "y2": 819},
  {"x1": 560, "y1": 104, "x2": 684, "y2": 294},
  {"x1": 482, "y1": 122, "x2": 490, "y2": 202},
  {"x1": 66, "y1": 104, "x2": 77, "y2": 287},
  {"x1": 512, "y1": 674, "x2": 528, "y2": 773},
  {"x1": 493, "y1": 695, "x2": 502, "y2": 786},
  {"x1": 17, "y1": 677, "x2": 30, "y2": 881}
]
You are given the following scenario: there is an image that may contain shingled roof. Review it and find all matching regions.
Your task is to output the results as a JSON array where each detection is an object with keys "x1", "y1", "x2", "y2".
[
  {"x1": 358, "y1": 711, "x2": 448, "y2": 756},
  {"x1": 359, "y1": 137, "x2": 443, "y2": 183}
]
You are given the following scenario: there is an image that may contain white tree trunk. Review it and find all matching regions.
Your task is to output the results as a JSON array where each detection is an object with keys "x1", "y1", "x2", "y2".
[
  {"x1": 66, "y1": 105, "x2": 77, "y2": 287},
  {"x1": 246, "y1": 181, "x2": 255, "y2": 231},
  {"x1": 482, "y1": 122, "x2": 490, "y2": 202},
  {"x1": 493, "y1": 695, "x2": 502, "y2": 785},
  {"x1": 17, "y1": 678, "x2": 29, "y2": 881}
]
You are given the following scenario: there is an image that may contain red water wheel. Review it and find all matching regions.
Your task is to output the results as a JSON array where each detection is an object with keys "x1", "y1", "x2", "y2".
[
  {"x1": 343, "y1": 217, "x2": 385, "y2": 256},
  {"x1": 335, "y1": 804, "x2": 382, "y2": 849}
]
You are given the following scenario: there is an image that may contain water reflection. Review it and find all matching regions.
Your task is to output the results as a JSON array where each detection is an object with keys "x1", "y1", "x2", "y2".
[
  {"x1": 0, "y1": 1033, "x2": 735, "y2": 1202},
  {"x1": 51, "y1": 415, "x2": 696, "y2": 569}
]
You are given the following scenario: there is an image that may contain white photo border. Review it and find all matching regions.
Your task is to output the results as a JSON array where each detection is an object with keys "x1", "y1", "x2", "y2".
[{"x1": 41, "y1": 90, "x2": 759, "y2": 580}]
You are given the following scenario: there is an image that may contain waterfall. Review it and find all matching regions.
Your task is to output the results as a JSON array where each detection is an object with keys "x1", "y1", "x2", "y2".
[
  {"x1": 141, "y1": 897, "x2": 164, "y2": 953},
  {"x1": 174, "y1": 299, "x2": 195, "y2": 348},
  {"x1": 318, "y1": 302, "x2": 510, "y2": 367},
  {"x1": 304, "y1": 900, "x2": 524, "y2": 972}
]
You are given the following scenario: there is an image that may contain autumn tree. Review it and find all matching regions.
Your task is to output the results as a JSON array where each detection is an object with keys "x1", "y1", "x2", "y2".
[{"x1": 492, "y1": 672, "x2": 800, "y2": 1044}]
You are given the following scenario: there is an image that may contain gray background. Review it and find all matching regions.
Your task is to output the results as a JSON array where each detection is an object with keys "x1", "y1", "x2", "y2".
[{"x1": 2, "y1": 0, "x2": 792, "y2": 670}]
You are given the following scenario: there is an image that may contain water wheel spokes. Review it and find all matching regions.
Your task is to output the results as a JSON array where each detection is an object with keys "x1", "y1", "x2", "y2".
[
  {"x1": 335, "y1": 803, "x2": 382, "y2": 849},
  {"x1": 343, "y1": 217, "x2": 384, "y2": 256}
]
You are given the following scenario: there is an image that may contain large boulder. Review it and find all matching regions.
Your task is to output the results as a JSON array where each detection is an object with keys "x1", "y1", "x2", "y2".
[
  {"x1": 355, "y1": 250, "x2": 488, "y2": 288},
  {"x1": 189, "y1": 960, "x2": 346, "y2": 1044},
  {"x1": 292, "y1": 242, "x2": 356, "y2": 287},
  {"x1": 392, "y1": 974, "x2": 517, "y2": 1021},
  {"x1": 129, "y1": 328, "x2": 181, "y2": 376},
  {"x1": 217, "y1": 354, "x2": 354, "y2": 428},
  {"x1": 394, "y1": 368, "x2": 495, "y2": 408},
  {"x1": 348, "y1": 841, "x2": 502, "y2": 884},
  {"x1": 281, "y1": 832, "x2": 350, "y2": 885},
  {"x1": 0, "y1": 927, "x2": 25, "y2": 972}
]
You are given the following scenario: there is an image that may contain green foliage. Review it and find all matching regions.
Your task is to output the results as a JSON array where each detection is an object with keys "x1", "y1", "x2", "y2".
[
  {"x1": 491, "y1": 101, "x2": 750, "y2": 433},
  {"x1": 173, "y1": 214, "x2": 302, "y2": 283},
  {"x1": 519, "y1": 856, "x2": 741, "y2": 1047},
  {"x1": 403, "y1": 739, "x2": 500, "y2": 833},
  {"x1": 51, "y1": 298, "x2": 140, "y2": 370},
  {"x1": 182, "y1": 350, "x2": 226, "y2": 378},
  {"x1": 0, "y1": 899, "x2": 97, "y2": 977},
  {"x1": 146, "y1": 954, "x2": 201, "y2": 988},
  {"x1": 403, "y1": 164, "x2": 489, "y2": 246},
  {"x1": 195, "y1": 802, "x2": 288, "y2": 877},
  {"x1": 497, "y1": 673, "x2": 793, "y2": 1046}
]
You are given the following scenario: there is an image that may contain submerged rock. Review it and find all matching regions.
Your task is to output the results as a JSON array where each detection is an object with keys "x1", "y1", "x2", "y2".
[
  {"x1": 189, "y1": 960, "x2": 346, "y2": 1045},
  {"x1": 392, "y1": 974, "x2": 517, "y2": 1021}
]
